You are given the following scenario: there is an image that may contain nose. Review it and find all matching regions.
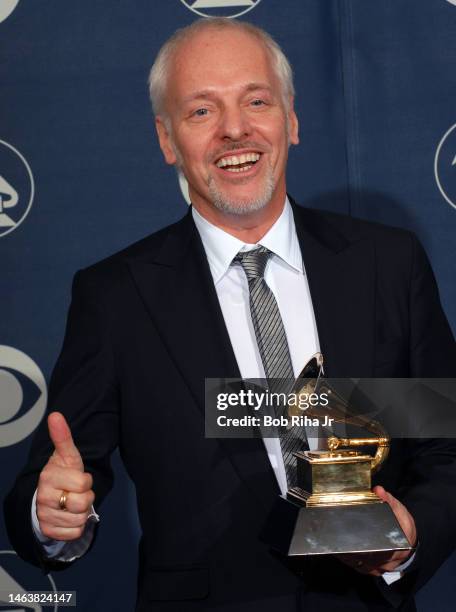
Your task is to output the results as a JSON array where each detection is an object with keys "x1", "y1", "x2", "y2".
[{"x1": 218, "y1": 105, "x2": 252, "y2": 141}]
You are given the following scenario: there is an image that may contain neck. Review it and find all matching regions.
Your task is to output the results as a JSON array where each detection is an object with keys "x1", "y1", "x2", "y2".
[{"x1": 191, "y1": 193, "x2": 286, "y2": 243}]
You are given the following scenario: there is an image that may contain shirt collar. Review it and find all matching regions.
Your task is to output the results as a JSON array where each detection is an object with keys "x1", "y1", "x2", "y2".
[{"x1": 192, "y1": 197, "x2": 303, "y2": 285}]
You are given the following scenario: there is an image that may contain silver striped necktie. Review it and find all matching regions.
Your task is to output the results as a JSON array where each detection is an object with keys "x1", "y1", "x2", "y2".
[{"x1": 232, "y1": 246, "x2": 307, "y2": 487}]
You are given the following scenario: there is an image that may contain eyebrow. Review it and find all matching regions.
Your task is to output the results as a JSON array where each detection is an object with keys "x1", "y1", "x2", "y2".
[{"x1": 181, "y1": 83, "x2": 274, "y2": 105}]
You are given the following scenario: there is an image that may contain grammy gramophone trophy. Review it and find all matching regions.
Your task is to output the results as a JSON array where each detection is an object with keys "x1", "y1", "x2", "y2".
[{"x1": 263, "y1": 353, "x2": 413, "y2": 556}]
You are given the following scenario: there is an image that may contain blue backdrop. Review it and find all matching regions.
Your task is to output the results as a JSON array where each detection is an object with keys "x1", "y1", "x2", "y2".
[{"x1": 1, "y1": 1, "x2": 455, "y2": 610}]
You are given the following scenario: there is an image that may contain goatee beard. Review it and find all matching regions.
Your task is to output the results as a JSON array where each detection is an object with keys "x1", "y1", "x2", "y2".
[{"x1": 207, "y1": 161, "x2": 275, "y2": 216}]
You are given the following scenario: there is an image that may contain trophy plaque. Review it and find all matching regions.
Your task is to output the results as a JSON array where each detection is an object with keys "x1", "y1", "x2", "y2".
[{"x1": 263, "y1": 353, "x2": 413, "y2": 556}]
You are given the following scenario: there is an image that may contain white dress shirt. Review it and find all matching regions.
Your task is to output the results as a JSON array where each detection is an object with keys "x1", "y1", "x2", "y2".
[
  {"x1": 32, "y1": 197, "x2": 411, "y2": 581},
  {"x1": 192, "y1": 198, "x2": 321, "y2": 494}
]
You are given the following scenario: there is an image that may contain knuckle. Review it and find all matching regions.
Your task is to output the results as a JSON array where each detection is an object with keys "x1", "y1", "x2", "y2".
[
  {"x1": 36, "y1": 491, "x2": 48, "y2": 507},
  {"x1": 40, "y1": 523, "x2": 54, "y2": 539},
  {"x1": 87, "y1": 490, "x2": 95, "y2": 507},
  {"x1": 68, "y1": 513, "x2": 85, "y2": 528},
  {"x1": 74, "y1": 475, "x2": 89, "y2": 493},
  {"x1": 47, "y1": 451, "x2": 59, "y2": 466},
  {"x1": 36, "y1": 507, "x2": 48, "y2": 522},
  {"x1": 38, "y1": 468, "x2": 51, "y2": 485},
  {"x1": 72, "y1": 496, "x2": 87, "y2": 513},
  {"x1": 64, "y1": 513, "x2": 79, "y2": 528},
  {"x1": 77, "y1": 513, "x2": 89, "y2": 528},
  {"x1": 71, "y1": 481, "x2": 83, "y2": 494}
]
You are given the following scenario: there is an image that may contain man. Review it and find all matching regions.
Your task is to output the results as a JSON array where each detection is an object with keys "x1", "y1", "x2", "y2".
[{"x1": 4, "y1": 17, "x2": 456, "y2": 612}]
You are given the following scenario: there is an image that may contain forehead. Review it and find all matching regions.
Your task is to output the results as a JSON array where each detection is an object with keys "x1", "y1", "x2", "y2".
[{"x1": 168, "y1": 28, "x2": 279, "y2": 102}]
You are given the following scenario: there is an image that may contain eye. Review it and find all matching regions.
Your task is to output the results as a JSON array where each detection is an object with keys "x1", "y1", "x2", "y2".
[
  {"x1": 192, "y1": 108, "x2": 209, "y2": 117},
  {"x1": 251, "y1": 99, "x2": 266, "y2": 107}
]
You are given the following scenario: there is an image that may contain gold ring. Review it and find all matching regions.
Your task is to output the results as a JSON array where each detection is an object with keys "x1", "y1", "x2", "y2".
[{"x1": 59, "y1": 491, "x2": 68, "y2": 511}]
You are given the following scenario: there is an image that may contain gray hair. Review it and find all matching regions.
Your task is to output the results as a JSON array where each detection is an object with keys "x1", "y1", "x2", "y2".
[{"x1": 148, "y1": 18, "x2": 295, "y2": 120}]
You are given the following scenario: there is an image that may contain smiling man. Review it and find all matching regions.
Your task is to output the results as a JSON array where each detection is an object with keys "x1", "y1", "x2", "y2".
[
  {"x1": 153, "y1": 19, "x2": 299, "y2": 241},
  {"x1": 4, "y1": 17, "x2": 456, "y2": 612}
]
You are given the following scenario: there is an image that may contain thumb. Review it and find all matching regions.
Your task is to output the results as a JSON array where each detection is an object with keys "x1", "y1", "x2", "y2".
[
  {"x1": 373, "y1": 485, "x2": 398, "y2": 510},
  {"x1": 373, "y1": 485, "x2": 416, "y2": 545},
  {"x1": 373, "y1": 485, "x2": 388, "y2": 501},
  {"x1": 48, "y1": 412, "x2": 84, "y2": 471}
]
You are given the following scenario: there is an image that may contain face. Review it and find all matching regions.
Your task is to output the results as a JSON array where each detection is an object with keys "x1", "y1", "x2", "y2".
[{"x1": 155, "y1": 27, "x2": 299, "y2": 221}]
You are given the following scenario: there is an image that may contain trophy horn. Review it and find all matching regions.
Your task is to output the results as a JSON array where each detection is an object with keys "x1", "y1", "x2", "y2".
[{"x1": 291, "y1": 353, "x2": 390, "y2": 472}]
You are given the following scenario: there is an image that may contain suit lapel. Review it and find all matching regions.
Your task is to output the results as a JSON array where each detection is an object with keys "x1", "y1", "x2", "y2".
[
  {"x1": 291, "y1": 200, "x2": 375, "y2": 377},
  {"x1": 128, "y1": 210, "x2": 280, "y2": 507},
  {"x1": 128, "y1": 211, "x2": 239, "y2": 405}
]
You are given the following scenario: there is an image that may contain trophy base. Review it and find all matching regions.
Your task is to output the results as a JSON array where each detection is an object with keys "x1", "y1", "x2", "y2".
[
  {"x1": 288, "y1": 486, "x2": 381, "y2": 507},
  {"x1": 261, "y1": 495, "x2": 412, "y2": 556}
]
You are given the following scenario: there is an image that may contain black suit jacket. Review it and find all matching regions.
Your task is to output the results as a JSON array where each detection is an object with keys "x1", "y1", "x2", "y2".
[{"x1": 5, "y1": 201, "x2": 456, "y2": 611}]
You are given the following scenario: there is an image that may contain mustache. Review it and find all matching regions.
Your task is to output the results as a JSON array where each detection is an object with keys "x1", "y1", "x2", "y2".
[{"x1": 210, "y1": 142, "x2": 267, "y2": 162}]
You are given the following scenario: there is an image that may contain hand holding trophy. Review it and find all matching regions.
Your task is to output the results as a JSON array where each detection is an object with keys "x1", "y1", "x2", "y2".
[{"x1": 264, "y1": 353, "x2": 414, "y2": 559}]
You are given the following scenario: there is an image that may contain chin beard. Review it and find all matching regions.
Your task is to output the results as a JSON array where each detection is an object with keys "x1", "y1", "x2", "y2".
[{"x1": 207, "y1": 162, "x2": 275, "y2": 216}]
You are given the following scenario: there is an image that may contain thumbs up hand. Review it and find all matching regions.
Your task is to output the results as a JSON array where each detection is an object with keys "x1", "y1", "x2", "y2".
[{"x1": 36, "y1": 412, "x2": 95, "y2": 541}]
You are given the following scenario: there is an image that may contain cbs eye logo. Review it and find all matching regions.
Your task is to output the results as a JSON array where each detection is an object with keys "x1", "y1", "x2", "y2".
[
  {"x1": 0, "y1": 550, "x2": 59, "y2": 612},
  {"x1": 0, "y1": 0, "x2": 20, "y2": 23},
  {"x1": 434, "y1": 123, "x2": 456, "y2": 211},
  {"x1": 179, "y1": 0, "x2": 262, "y2": 19},
  {"x1": 0, "y1": 346, "x2": 47, "y2": 448}
]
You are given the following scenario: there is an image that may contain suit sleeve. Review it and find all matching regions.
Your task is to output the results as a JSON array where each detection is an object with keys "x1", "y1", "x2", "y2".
[
  {"x1": 408, "y1": 233, "x2": 456, "y2": 376},
  {"x1": 3, "y1": 269, "x2": 120, "y2": 571},
  {"x1": 382, "y1": 233, "x2": 456, "y2": 602}
]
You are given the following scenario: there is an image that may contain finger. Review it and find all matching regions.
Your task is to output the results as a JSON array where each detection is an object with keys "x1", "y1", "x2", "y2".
[
  {"x1": 338, "y1": 558, "x2": 382, "y2": 576},
  {"x1": 61, "y1": 490, "x2": 95, "y2": 514},
  {"x1": 38, "y1": 522, "x2": 86, "y2": 541},
  {"x1": 38, "y1": 467, "x2": 93, "y2": 504},
  {"x1": 373, "y1": 486, "x2": 401, "y2": 513},
  {"x1": 47, "y1": 412, "x2": 84, "y2": 470},
  {"x1": 373, "y1": 486, "x2": 417, "y2": 546},
  {"x1": 338, "y1": 552, "x2": 393, "y2": 565},
  {"x1": 355, "y1": 566, "x2": 382, "y2": 576},
  {"x1": 365, "y1": 550, "x2": 404, "y2": 565},
  {"x1": 37, "y1": 489, "x2": 94, "y2": 514},
  {"x1": 338, "y1": 547, "x2": 414, "y2": 577},
  {"x1": 377, "y1": 561, "x2": 404, "y2": 573},
  {"x1": 376, "y1": 550, "x2": 414, "y2": 573},
  {"x1": 351, "y1": 561, "x2": 389, "y2": 577},
  {"x1": 374, "y1": 486, "x2": 411, "y2": 523},
  {"x1": 37, "y1": 506, "x2": 89, "y2": 529},
  {"x1": 337, "y1": 551, "x2": 397, "y2": 576}
]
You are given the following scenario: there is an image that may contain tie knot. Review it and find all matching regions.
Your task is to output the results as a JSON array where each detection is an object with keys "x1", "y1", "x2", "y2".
[{"x1": 233, "y1": 246, "x2": 273, "y2": 281}]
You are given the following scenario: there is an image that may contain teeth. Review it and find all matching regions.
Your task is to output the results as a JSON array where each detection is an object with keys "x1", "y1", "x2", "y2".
[
  {"x1": 225, "y1": 164, "x2": 253, "y2": 173},
  {"x1": 216, "y1": 152, "x2": 261, "y2": 168}
]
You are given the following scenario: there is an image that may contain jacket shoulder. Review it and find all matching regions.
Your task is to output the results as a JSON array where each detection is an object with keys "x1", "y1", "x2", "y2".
[
  {"x1": 72, "y1": 213, "x2": 191, "y2": 290},
  {"x1": 294, "y1": 204, "x2": 414, "y2": 242},
  {"x1": 293, "y1": 204, "x2": 418, "y2": 264}
]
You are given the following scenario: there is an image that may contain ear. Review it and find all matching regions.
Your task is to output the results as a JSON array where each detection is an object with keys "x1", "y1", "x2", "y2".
[
  {"x1": 287, "y1": 97, "x2": 299, "y2": 146},
  {"x1": 155, "y1": 116, "x2": 177, "y2": 165}
]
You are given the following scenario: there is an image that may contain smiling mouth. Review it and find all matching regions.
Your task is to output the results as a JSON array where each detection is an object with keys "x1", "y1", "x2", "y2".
[{"x1": 215, "y1": 152, "x2": 262, "y2": 173}]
